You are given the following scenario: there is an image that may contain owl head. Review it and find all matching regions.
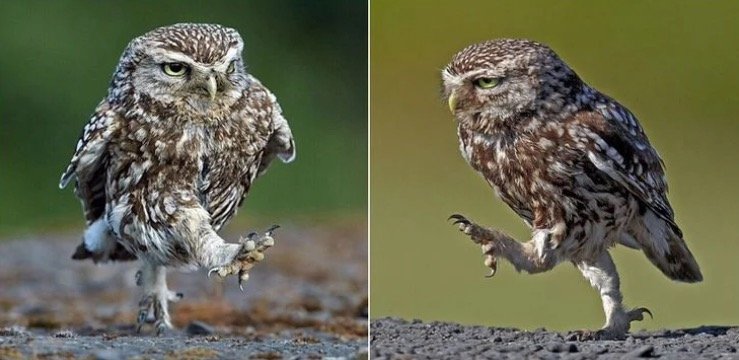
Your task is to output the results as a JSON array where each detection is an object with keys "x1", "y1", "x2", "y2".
[
  {"x1": 111, "y1": 23, "x2": 249, "y2": 112},
  {"x1": 442, "y1": 39, "x2": 581, "y2": 126}
]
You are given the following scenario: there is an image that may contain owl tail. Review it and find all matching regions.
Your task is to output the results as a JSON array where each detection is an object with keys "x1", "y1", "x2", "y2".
[
  {"x1": 631, "y1": 210, "x2": 703, "y2": 283},
  {"x1": 72, "y1": 218, "x2": 136, "y2": 263}
]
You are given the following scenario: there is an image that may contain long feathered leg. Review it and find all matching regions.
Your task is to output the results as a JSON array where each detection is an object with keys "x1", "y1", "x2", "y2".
[
  {"x1": 136, "y1": 262, "x2": 182, "y2": 335},
  {"x1": 571, "y1": 251, "x2": 651, "y2": 340}
]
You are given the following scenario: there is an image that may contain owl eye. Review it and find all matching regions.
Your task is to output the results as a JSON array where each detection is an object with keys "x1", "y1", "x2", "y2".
[
  {"x1": 162, "y1": 63, "x2": 188, "y2": 77},
  {"x1": 473, "y1": 77, "x2": 499, "y2": 89},
  {"x1": 226, "y1": 61, "x2": 236, "y2": 74}
]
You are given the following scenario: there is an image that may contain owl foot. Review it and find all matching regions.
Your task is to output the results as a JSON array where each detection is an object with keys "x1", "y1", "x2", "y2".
[
  {"x1": 134, "y1": 264, "x2": 179, "y2": 335},
  {"x1": 567, "y1": 307, "x2": 653, "y2": 341},
  {"x1": 136, "y1": 288, "x2": 182, "y2": 335},
  {"x1": 208, "y1": 225, "x2": 277, "y2": 291},
  {"x1": 449, "y1": 214, "x2": 499, "y2": 277}
]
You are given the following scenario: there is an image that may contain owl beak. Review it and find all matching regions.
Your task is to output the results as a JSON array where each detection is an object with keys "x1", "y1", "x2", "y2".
[
  {"x1": 206, "y1": 75, "x2": 217, "y2": 101},
  {"x1": 447, "y1": 91, "x2": 458, "y2": 114}
]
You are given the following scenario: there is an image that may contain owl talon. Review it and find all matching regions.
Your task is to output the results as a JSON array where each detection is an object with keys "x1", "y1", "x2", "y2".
[
  {"x1": 208, "y1": 227, "x2": 275, "y2": 289},
  {"x1": 135, "y1": 287, "x2": 175, "y2": 335},
  {"x1": 628, "y1": 307, "x2": 653, "y2": 321},
  {"x1": 448, "y1": 214, "x2": 470, "y2": 226},
  {"x1": 266, "y1": 224, "x2": 280, "y2": 235},
  {"x1": 238, "y1": 270, "x2": 250, "y2": 292}
]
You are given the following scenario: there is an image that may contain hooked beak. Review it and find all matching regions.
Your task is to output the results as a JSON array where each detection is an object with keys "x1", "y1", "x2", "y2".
[
  {"x1": 205, "y1": 75, "x2": 217, "y2": 101},
  {"x1": 447, "y1": 90, "x2": 458, "y2": 114}
]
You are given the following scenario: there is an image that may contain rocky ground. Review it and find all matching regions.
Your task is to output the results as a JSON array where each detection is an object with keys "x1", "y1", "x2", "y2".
[
  {"x1": 0, "y1": 223, "x2": 368, "y2": 359},
  {"x1": 370, "y1": 318, "x2": 739, "y2": 359}
]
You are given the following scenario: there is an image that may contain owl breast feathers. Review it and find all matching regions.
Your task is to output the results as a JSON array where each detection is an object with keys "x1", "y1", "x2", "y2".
[{"x1": 60, "y1": 23, "x2": 295, "y2": 266}]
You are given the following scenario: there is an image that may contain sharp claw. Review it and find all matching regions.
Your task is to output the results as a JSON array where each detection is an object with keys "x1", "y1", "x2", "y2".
[
  {"x1": 266, "y1": 224, "x2": 280, "y2": 236},
  {"x1": 635, "y1": 307, "x2": 653, "y2": 319},
  {"x1": 448, "y1": 214, "x2": 466, "y2": 222},
  {"x1": 238, "y1": 270, "x2": 249, "y2": 292},
  {"x1": 208, "y1": 268, "x2": 218, "y2": 278},
  {"x1": 448, "y1": 214, "x2": 471, "y2": 227},
  {"x1": 485, "y1": 269, "x2": 496, "y2": 278}
]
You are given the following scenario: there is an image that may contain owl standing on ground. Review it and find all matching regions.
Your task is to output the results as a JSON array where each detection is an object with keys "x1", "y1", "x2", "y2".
[
  {"x1": 442, "y1": 39, "x2": 701, "y2": 339},
  {"x1": 59, "y1": 23, "x2": 295, "y2": 334}
]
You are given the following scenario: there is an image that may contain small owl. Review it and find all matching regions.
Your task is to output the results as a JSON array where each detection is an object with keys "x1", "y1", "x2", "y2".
[
  {"x1": 442, "y1": 39, "x2": 701, "y2": 339},
  {"x1": 59, "y1": 23, "x2": 295, "y2": 334}
]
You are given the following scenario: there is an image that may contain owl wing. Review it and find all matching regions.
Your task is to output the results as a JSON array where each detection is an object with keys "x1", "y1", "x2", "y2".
[
  {"x1": 202, "y1": 79, "x2": 295, "y2": 231},
  {"x1": 59, "y1": 100, "x2": 119, "y2": 224},
  {"x1": 578, "y1": 100, "x2": 678, "y2": 231},
  {"x1": 257, "y1": 100, "x2": 295, "y2": 177}
]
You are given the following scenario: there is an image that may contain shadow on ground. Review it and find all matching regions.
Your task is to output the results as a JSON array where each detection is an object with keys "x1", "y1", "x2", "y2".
[{"x1": 0, "y1": 222, "x2": 368, "y2": 359}]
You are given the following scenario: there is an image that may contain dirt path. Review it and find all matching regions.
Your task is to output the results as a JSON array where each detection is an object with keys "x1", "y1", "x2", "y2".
[
  {"x1": 0, "y1": 223, "x2": 368, "y2": 359},
  {"x1": 370, "y1": 318, "x2": 739, "y2": 359}
]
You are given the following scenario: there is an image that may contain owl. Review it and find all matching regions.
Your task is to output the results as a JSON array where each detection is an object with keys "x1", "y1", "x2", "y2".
[
  {"x1": 59, "y1": 23, "x2": 295, "y2": 334},
  {"x1": 442, "y1": 39, "x2": 701, "y2": 340}
]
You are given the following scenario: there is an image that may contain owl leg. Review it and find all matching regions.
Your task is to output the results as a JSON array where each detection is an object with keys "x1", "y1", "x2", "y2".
[
  {"x1": 570, "y1": 251, "x2": 652, "y2": 340},
  {"x1": 135, "y1": 262, "x2": 182, "y2": 335},
  {"x1": 201, "y1": 225, "x2": 277, "y2": 290},
  {"x1": 450, "y1": 214, "x2": 557, "y2": 276}
]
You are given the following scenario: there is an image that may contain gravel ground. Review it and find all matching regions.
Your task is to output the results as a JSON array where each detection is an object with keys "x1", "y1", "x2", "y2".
[
  {"x1": 370, "y1": 318, "x2": 739, "y2": 359},
  {"x1": 0, "y1": 223, "x2": 368, "y2": 359}
]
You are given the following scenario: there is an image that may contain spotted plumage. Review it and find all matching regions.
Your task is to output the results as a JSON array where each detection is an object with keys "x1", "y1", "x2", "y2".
[
  {"x1": 442, "y1": 39, "x2": 701, "y2": 339},
  {"x1": 60, "y1": 23, "x2": 294, "y2": 334}
]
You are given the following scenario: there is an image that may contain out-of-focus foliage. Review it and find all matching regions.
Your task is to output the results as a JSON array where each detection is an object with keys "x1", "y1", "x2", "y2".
[
  {"x1": 0, "y1": 1, "x2": 367, "y2": 236},
  {"x1": 371, "y1": 0, "x2": 739, "y2": 330}
]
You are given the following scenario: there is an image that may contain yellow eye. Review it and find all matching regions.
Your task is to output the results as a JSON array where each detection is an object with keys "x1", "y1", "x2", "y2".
[
  {"x1": 473, "y1": 77, "x2": 499, "y2": 89},
  {"x1": 162, "y1": 63, "x2": 188, "y2": 77},
  {"x1": 227, "y1": 61, "x2": 236, "y2": 74}
]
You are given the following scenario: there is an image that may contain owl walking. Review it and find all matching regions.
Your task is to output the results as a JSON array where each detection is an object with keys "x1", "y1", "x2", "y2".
[
  {"x1": 59, "y1": 23, "x2": 295, "y2": 334},
  {"x1": 442, "y1": 39, "x2": 701, "y2": 339}
]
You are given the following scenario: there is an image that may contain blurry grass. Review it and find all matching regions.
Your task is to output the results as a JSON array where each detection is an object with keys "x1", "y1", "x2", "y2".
[
  {"x1": 370, "y1": 0, "x2": 739, "y2": 331},
  {"x1": 0, "y1": 1, "x2": 367, "y2": 237}
]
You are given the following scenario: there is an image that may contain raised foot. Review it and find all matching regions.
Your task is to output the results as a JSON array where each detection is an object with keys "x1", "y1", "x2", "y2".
[
  {"x1": 208, "y1": 225, "x2": 278, "y2": 291},
  {"x1": 567, "y1": 307, "x2": 653, "y2": 341},
  {"x1": 448, "y1": 214, "x2": 498, "y2": 277}
]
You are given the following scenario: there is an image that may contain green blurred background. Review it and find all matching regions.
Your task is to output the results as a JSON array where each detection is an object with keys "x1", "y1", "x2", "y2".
[
  {"x1": 371, "y1": 0, "x2": 738, "y2": 331},
  {"x1": 0, "y1": 1, "x2": 367, "y2": 237}
]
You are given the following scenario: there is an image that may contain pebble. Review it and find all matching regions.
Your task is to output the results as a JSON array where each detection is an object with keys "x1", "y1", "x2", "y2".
[
  {"x1": 185, "y1": 321, "x2": 215, "y2": 336},
  {"x1": 622, "y1": 345, "x2": 655, "y2": 358}
]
